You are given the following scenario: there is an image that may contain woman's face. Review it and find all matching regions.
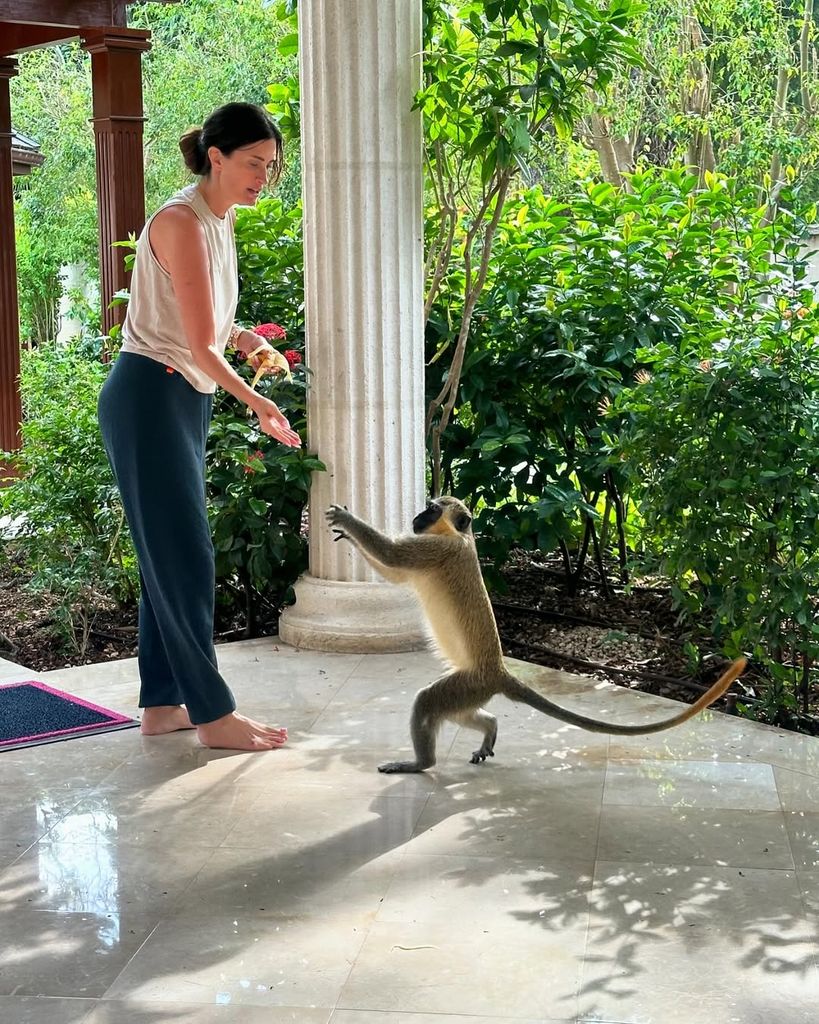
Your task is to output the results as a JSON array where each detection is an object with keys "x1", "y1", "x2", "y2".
[{"x1": 210, "y1": 138, "x2": 281, "y2": 206}]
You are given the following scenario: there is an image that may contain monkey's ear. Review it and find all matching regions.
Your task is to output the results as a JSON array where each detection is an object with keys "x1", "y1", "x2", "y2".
[{"x1": 454, "y1": 512, "x2": 472, "y2": 533}]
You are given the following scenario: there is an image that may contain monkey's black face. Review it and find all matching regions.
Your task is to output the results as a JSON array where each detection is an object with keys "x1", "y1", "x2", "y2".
[
  {"x1": 412, "y1": 498, "x2": 473, "y2": 535},
  {"x1": 412, "y1": 502, "x2": 442, "y2": 534}
]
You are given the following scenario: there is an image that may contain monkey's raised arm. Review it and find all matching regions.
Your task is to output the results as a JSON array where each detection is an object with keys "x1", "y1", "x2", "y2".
[{"x1": 326, "y1": 505, "x2": 456, "y2": 582}]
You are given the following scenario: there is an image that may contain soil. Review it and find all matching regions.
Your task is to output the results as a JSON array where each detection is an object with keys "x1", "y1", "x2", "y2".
[{"x1": 1, "y1": 546, "x2": 817, "y2": 736}]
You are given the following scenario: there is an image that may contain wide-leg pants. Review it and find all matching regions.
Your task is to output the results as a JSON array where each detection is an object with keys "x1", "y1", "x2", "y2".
[{"x1": 98, "y1": 352, "x2": 236, "y2": 725}]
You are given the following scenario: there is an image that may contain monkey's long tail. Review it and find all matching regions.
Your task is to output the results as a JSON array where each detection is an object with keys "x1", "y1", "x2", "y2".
[{"x1": 502, "y1": 657, "x2": 747, "y2": 735}]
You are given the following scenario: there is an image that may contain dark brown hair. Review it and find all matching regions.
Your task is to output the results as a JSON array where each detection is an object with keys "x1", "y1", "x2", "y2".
[{"x1": 179, "y1": 102, "x2": 283, "y2": 185}]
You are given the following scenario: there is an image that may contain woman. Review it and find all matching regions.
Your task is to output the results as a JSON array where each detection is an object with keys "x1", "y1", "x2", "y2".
[{"x1": 98, "y1": 103, "x2": 299, "y2": 751}]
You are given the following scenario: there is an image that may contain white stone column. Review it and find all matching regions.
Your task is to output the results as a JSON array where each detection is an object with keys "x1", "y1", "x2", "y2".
[{"x1": 278, "y1": 0, "x2": 427, "y2": 652}]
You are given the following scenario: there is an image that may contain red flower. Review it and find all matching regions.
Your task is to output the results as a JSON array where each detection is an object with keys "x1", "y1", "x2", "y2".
[
  {"x1": 284, "y1": 349, "x2": 302, "y2": 368},
  {"x1": 254, "y1": 322, "x2": 287, "y2": 342}
]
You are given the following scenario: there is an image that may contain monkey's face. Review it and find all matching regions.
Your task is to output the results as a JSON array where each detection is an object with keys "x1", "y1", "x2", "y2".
[{"x1": 412, "y1": 497, "x2": 473, "y2": 536}]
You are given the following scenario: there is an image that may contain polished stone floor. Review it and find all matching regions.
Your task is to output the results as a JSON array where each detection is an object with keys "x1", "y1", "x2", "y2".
[{"x1": 0, "y1": 639, "x2": 817, "y2": 1024}]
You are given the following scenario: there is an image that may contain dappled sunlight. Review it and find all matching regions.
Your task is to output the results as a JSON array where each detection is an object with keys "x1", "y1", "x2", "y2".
[{"x1": 0, "y1": 643, "x2": 816, "y2": 1019}]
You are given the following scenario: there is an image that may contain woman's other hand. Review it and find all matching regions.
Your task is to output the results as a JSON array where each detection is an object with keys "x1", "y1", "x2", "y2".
[{"x1": 251, "y1": 396, "x2": 301, "y2": 447}]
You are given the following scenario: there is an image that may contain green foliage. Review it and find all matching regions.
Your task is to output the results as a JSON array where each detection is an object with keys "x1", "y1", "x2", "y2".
[
  {"x1": 429, "y1": 167, "x2": 803, "y2": 590},
  {"x1": 420, "y1": 0, "x2": 644, "y2": 170},
  {"x1": 420, "y1": 0, "x2": 645, "y2": 489},
  {"x1": 208, "y1": 377, "x2": 321, "y2": 635},
  {"x1": 234, "y1": 198, "x2": 304, "y2": 335},
  {"x1": 11, "y1": 47, "x2": 97, "y2": 343},
  {"x1": 11, "y1": 0, "x2": 299, "y2": 342},
  {"x1": 130, "y1": 0, "x2": 300, "y2": 209},
  {"x1": 584, "y1": 0, "x2": 819, "y2": 196},
  {"x1": 208, "y1": 195, "x2": 321, "y2": 633},
  {"x1": 612, "y1": 189, "x2": 819, "y2": 723},
  {"x1": 0, "y1": 341, "x2": 137, "y2": 654}
]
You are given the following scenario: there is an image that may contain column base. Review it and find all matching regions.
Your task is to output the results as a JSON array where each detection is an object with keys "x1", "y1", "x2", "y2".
[{"x1": 278, "y1": 574, "x2": 428, "y2": 653}]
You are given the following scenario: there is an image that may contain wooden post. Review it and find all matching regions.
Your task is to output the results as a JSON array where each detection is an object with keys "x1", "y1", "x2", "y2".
[
  {"x1": 81, "y1": 28, "x2": 151, "y2": 334},
  {"x1": 0, "y1": 56, "x2": 21, "y2": 459}
]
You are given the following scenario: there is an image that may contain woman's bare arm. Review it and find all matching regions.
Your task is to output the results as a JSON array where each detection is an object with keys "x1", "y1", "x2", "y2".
[{"x1": 148, "y1": 205, "x2": 300, "y2": 447}]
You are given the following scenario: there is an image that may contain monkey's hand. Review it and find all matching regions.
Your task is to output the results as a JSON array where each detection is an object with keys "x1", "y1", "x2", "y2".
[{"x1": 325, "y1": 504, "x2": 353, "y2": 543}]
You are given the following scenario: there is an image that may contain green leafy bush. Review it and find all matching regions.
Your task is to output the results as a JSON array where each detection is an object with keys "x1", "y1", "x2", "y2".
[
  {"x1": 0, "y1": 340, "x2": 137, "y2": 653},
  {"x1": 614, "y1": 200, "x2": 819, "y2": 725},
  {"x1": 210, "y1": 196, "x2": 322, "y2": 633},
  {"x1": 428, "y1": 168, "x2": 801, "y2": 593}
]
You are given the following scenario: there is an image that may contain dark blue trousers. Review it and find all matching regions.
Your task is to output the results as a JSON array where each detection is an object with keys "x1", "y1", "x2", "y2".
[{"x1": 98, "y1": 352, "x2": 236, "y2": 725}]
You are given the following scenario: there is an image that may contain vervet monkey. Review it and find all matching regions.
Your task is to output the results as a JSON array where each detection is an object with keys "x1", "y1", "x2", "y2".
[{"x1": 326, "y1": 497, "x2": 747, "y2": 774}]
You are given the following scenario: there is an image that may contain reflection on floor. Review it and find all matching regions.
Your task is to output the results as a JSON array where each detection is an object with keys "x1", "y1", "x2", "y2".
[{"x1": 0, "y1": 638, "x2": 817, "y2": 1024}]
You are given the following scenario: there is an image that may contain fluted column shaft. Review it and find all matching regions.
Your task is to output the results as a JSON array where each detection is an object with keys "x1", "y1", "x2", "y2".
[
  {"x1": 0, "y1": 58, "x2": 21, "y2": 460},
  {"x1": 81, "y1": 29, "x2": 151, "y2": 334},
  {"x1": 279, "y1": 0, "x2": 426, "y2": 651}
]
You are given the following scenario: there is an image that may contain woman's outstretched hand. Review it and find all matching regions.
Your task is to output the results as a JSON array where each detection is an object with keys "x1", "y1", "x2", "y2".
[{"x1": 252, "y1": 396, "x2": 301, "y2": 447}]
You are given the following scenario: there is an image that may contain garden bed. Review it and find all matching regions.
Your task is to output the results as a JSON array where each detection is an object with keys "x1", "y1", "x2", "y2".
[{"x1": 1, "y1": 547, "x2": 817, "y2": 736}]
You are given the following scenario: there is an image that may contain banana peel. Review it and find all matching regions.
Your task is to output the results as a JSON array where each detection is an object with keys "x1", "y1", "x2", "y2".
[{"x1": 246, "y1": 344, "x2": 292, "y2": 389}]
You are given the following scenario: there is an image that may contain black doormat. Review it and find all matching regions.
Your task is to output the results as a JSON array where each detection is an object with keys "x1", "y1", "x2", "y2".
[{"x1": 0, "y1": 680, "x2": 138, "y2": 751}]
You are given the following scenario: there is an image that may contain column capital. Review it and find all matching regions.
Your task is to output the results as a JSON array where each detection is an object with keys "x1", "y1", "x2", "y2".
[
  {"x1": 0, "y1": 58, "x2": 19, "y2": 81},
  {"x1": 80, "y1": 27, "x2": 151, "y2": 55}
]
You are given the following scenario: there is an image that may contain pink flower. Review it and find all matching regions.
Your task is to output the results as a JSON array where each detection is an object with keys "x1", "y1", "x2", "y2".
[
  {"x1": 284, "y1": 349, "x2": 303, "y2": 368},
  {"x1": 254, "y1": 322, "x2": 287, "y2": 342}
]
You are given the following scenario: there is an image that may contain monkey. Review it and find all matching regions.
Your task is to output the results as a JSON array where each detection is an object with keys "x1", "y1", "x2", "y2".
[{"x1": 325, "y1": 497, "x2": 747, "y2": 774}]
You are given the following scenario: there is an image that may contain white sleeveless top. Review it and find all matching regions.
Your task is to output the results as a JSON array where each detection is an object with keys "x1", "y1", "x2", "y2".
[{"x1": 120, "y1": 183, "x2": 239, "y2": 394}]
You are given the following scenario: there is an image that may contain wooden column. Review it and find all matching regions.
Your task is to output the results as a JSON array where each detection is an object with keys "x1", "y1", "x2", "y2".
[
  {"x1": 81, "y1": 28, "x2": 151, "y2": 333},
  {"x1": 0, "y1": 57, "x2": 21, "y2": 458}
]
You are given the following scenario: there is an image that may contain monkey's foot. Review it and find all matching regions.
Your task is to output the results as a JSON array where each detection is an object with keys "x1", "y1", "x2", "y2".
[
  {"x1": 378, "y1": 760, "x2": 428, "y2": 774},
  {"x1": 470, "y1": 746, "x2": 495, "y2": 765}
]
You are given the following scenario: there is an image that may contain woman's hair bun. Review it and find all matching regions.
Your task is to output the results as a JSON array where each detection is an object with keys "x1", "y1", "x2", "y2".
[{"x1": 178, "y1": 126, "x2": 209, "y2": 175}]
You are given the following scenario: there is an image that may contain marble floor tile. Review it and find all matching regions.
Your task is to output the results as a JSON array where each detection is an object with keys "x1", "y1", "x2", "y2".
[
  {"x1": 0, "y1": 838, "x2": 29, "y2": 870},
  {"x1": 785, "y1": 811, "x2": 819, "y2": 870},
  {"x1": 376, "y1": 852, "x2": 594, "y2": 931},
  {"x1": 408, "y1": 791, "x2": 602, "y2": 865},
  {"x1": 597, "y1": 804, "x2": 794, "y2": 869},
  {"x1": 219, "y1": 784, "x2": 431, "y2": 857},
  {"x1": 103, "y1": 909, "x2": 371, "y2": 1008},
  {"x1": 0, "y1": 995, "x2": 98, "y2": 1023},
  {"x1": 175, "y1": 842, "x2": 406, "y2": 919},
  {"x1": 578, "y1": 905, "x2": 819, "y2": 1024},
  {"x1": 589, "y1": 862, "x2": 815, "y2": 944},
  {"x1": 85, "y1": 1001, "x2": 331, "y2": 1023},
  {"x1": 602, "y1": 759, "x2": 780, "y2": 810},
  {"x1": 775, "y1": 766, "x2": 819, "y2": 811},
  {"x1": 796, "y1": 870, "x2": 819, "y2": 921},
  {"x1": 331, "y1": 1014, "x2": 564, "y2": 1024},
  {"x1": 36, "y1": 779, "x2": 269, "y2": 847},
  {"x1": 0, "y1": 907, "x2": 160, "y2": 997},
  {"x1": 0, "y1": 839, "x2": 215, "y2": 916},
  {"x1": 0, "y1": 781, "x2": 97, "y2": 848},
  {"x1": 338, "y1": 918, "x2": 585, "y2": 1019},
  {"x1": 1, "y1": 642, "x2": 817, "y2": 1021}
]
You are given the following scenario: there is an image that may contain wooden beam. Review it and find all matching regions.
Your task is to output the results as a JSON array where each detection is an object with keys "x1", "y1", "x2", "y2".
[
  {"x1": 0, "y1": 2, "x2": 124, "y2": 28},
  {"x1": 0, "y1": 25, "x2": 79, "y2": 55}
]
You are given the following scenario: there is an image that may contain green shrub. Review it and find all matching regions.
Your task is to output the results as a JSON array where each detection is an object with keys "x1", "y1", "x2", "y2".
[
  {"x1": 428, "y1": 168, "x2": 802, "y2": 593},
  {"x1": 0, "y1": 340, "x2": 137, "y2": 653},
  {"x1": 212, "y1": 195, "x2": 323, "y2": 633},
  {"x1": 1, "y1": 196, "x2": 319, "y2": 653},
  {"x1": 614, "y1": 219, "x2": 819, "y2": 725}
]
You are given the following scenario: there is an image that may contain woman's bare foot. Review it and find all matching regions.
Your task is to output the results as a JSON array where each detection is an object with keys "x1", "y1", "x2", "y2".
[
  {"x1": 196, "y1": 712, "x2": 288, "y2": 751},
  {"x1": 140, "y1": 705, "x2": 196, "y2": 735}
]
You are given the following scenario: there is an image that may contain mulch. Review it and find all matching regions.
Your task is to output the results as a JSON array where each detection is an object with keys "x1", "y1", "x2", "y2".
[{"x1": 1, "y1": 545, "x2": 817, "y2": 736}]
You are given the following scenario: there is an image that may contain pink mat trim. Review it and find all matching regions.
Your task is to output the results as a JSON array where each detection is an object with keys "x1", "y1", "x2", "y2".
[{"x1": 0, "y1": 679, "x2": 134, "y2": 747}]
